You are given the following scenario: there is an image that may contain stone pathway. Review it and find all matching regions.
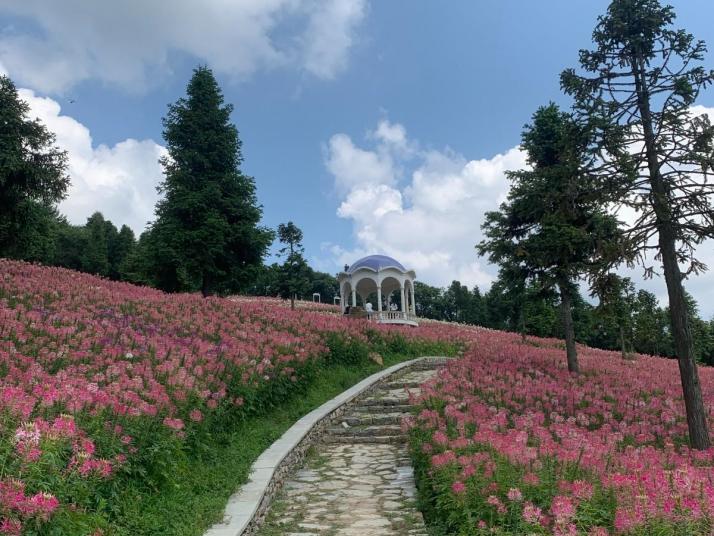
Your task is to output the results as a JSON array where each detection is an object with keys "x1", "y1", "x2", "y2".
[{"x1": 256, "y1": 367, "x2": 439, "y2": 536}]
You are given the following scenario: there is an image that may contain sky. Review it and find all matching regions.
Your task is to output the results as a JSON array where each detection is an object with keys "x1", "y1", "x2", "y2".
[{"x1": 2, "y1": 0, "x2": 714, "y2": 316}]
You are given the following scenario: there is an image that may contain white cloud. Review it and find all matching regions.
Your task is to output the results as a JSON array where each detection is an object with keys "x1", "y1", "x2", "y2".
[
  {"x1": 337, "y1": 184, "x2": 403, "y2": 222},
  {"x1": 325, "y1": 133, "x2": 397, "y2": 195},
  {"x1": 323, "y1": 120, "x2": 526, "y2": 289},
  {"x1": 0, "y1": 0, "x2": 367, "y2": 93},
  {"x1": 19, "y1": 88, "x2": 165, "y2": 234},
  {"x1": 371, "y1": 119, "x2": 413, "y2": 155},
  {"x1": 302, "y1": 0, "x2": 367, "y2": 79}
]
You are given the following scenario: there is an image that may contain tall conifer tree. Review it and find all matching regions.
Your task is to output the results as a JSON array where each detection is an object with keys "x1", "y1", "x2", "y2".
[
  {"x1": 0, "y1": 75, "x2": 68, "y2": 259},
  {"x1": 478, "y1": 104, "x2": 620, "y2": 373},
  {"x1": 561, "y1": 0, "x2": 714, "y2": 448},
  {"x1": 149, "y1": 66, "x2": 273, "y2": 295}
]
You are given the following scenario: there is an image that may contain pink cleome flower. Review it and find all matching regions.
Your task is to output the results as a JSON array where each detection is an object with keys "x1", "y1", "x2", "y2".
[
  {"x1": 507, "y1": 487, "x2": 523, "y2": 502},
  {"x1": 451, "y1": 481, "x2": 466, "y2": 494},
  {"x1": 522, "y1": 501, "x2": 543, "y2": 525},
  {"x1": 162, "y1": 417, "x2": 185, "y2": 431}
]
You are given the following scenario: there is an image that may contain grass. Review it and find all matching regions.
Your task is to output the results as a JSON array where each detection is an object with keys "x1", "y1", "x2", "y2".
[{"x1": 106, "y1": 351, "x2": 427, "y2": 535}]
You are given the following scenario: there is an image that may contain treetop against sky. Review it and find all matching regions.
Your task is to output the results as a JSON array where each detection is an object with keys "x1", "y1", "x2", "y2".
[{"x1": 1, "y1": 0, "x2": 714, "y2": 314}]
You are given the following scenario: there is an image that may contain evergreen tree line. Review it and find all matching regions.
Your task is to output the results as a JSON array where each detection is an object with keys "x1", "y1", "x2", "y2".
[
  {"x1": 45, "y1": 212, "x2": 136, "y2": 280},
  {"x1": 414, "y1": 278, "x2": 714, "y2": 365},
  {"x1": 0, "y1": 203, "x2": 138, "y2": 281},
  {"x1": 2, "y1": 203, "x2": 337, "y2": 303},
  {"x1": 0, "y1": 69, "x2": 337, "y2": 303}
]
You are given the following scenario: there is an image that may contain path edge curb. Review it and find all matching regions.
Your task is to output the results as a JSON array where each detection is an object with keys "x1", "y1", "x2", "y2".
[{"x1": 204, "y1": 355, "x2": 451, "y2": 536}]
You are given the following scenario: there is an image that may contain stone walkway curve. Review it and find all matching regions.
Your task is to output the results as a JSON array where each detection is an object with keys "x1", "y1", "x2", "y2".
[{"x1": 256, "y1": 366, "x2": 439, "y2": 536}]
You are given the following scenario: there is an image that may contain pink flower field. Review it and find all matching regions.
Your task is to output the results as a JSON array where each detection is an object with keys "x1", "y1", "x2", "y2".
[
  {"x1": 5, "y1": 258, "x2": 714, "y2": 535},
  {"x1": 408, "y1": 330, "x2": 714, "y2": 535},
  {"x1": 0, "y1": 259, "x2": 463, "y2": 534}
]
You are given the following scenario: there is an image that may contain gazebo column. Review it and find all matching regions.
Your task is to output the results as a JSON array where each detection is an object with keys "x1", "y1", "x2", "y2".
[
  {"x1": 410, "y1": 285, "x2": 416, "y2": 315},
  {"x1": 377, "y1": 286, "x2": 382, "y2": 315},
  {"x1": 351, "y1": 288, "x2": 356, "y2": 307},
  {"x1": 400, "y1": 284, "x2": 406, "y2": 314}
]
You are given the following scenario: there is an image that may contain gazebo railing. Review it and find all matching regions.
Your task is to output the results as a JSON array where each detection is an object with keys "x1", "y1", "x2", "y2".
[{"x1": 366, "y1": 310, "x2": 417, "y2": 322}]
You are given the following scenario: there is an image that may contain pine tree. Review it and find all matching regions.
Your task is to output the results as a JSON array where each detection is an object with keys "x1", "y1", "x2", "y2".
[
  {"x1": 467, "y1": 286, "x2": 486, "y2": 326},
  {"x1": 111, "y1": 225, "x2": 136, "y2": 280},
  {"x1": 148, "y1": 66, "x2": 273, "y2": 296},
  {"x1": 478, "y1": 104, "x2": 621, "y2": 373},
  {"x1": 493, "y1": 263, "x2": 531, "y2": 340},
  {"x1": 631, "y1": 290, "x2": 669, "y2": 357},
  {"x1": 592, "y1": 275, "x2": 636, "y2": 359},
  {"x1": 561, "y1": 0, "x2": 714, "y2": 448},
  {"x1": 277, "y1": 221, "x2": 310, "y2": 310},
  {"x1": 82, "y1": 212, "x2": 110, "y2": 276},
  {"x1": 0, "y1": 75, "x2": 68, "y2": 259}
]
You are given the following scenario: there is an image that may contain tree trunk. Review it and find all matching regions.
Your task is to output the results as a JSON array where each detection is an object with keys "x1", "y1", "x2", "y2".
[
  {"x1": 290, "y1": 293, "x2": 295, "y2": 310},
  {"x1": 660, "y1": 225, "x2": 710, "y2": 448},
  {"x1": 201, "y1": 271, "x2": 210, "y2": 298},
  {"x1": 519, "y1": 307, "x2": 527, "y2": 342},
  {"x1": 558, "y1": 282, "x2": 579, "y2": 374},
  {"x1": 632, "y1": 51, "x2": 711, "y2": 449},
  {"x1": 619, "y1": 325, "x2": 627, "y2": 360}
]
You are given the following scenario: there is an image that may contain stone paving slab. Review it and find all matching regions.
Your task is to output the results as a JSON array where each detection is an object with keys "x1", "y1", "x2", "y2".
[{"x1": 257, "y1": 444, "x2": 428, "y2": 536}]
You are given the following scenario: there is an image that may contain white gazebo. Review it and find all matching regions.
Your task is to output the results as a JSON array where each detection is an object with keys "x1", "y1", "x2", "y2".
[{"x1": 338, "y1": 255, "x2": 418, "y2": 326}]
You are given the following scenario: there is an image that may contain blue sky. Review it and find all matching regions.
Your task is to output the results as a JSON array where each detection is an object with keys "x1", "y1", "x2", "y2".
[{"x1": 2, "y1": 1, "x2": 714, "y2": 314}]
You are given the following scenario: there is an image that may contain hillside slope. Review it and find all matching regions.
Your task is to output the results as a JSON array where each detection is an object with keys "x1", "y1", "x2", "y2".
[{"x1": 0, "y1": 260, "x2": 463, "y2": 534}]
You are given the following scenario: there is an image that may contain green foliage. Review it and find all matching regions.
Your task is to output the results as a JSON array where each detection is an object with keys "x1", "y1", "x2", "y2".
[
  {"x1": 143, "y1": 66, "x2": 273, "y2": 296},
  {"x1": 0, "y1": 74, "x2": 69, "y2": 260},
  {"x1": 414, "y1": 280, "x2": 486, "y2": 325},
  {"x1": 590, "y1": 275, "x2": 636, "y2": 356},
  {"x1": 323, "y1": 329, "x2": 461, "y2": 368},
  {"x1": 306, "y1": 269, "x2": 339, "y2": 303},
  {"x1": 247, "y1": 262, "x2": 339, "y2": 304},
  {"x1": 82, "y1": 212, "x2": 111, "y2": 276},
  {"x1": 53, "y1": 221, "x2": 88, "y2": 272},
  {"x1": 413, "y1": 281, "x2": 445, "y2": 319},
  {"x1": 323, "y1": 332, "x2": 371, "y2": 365},
  {"x1": 110, "y1": 225, "x2": 137, "y2": 280},
  {"x1": 478, "y1": 104, "x2": 620, "y2": 294},
  {"x1": 413, "y1": 271, "x2": 714, "y2": 364},
  {"x1": 50, "y1": 212, "x2": 137, "y2": 280},
  {"x1": 0, "y1": 200, "x2": 60, "y2": 263}
]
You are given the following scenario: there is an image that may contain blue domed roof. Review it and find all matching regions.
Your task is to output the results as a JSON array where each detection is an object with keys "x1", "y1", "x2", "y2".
[{"x1": 347, "y1": 255, "x2": 406, "y2": 273}]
